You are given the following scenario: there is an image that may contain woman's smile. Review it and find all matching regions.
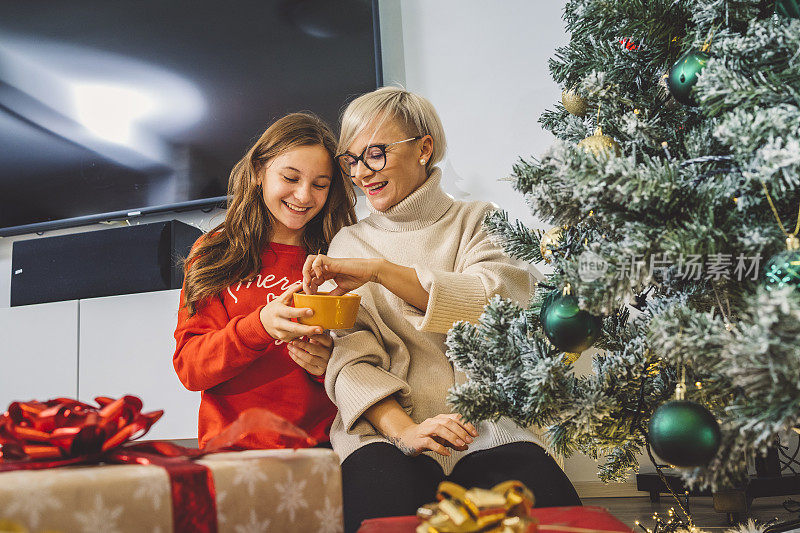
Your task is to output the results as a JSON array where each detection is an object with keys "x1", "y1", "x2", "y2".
[{"x1": 364, "y1": 181, "x2": 388, "y2": 195}]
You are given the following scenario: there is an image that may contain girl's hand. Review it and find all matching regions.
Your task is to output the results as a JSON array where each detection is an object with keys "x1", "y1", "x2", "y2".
[
  {"x1": 260, "y1": 281, "x2": 323, "y2": 341},
  {"x1": 302, "y1": 254, "x2": 382, "y2": 296},
  {"x1": 391, "y1": 414, "x2": 479, "y2": 457},
  {"x1": 287, "y1": 332, "x2": 333, "y2": 376}
]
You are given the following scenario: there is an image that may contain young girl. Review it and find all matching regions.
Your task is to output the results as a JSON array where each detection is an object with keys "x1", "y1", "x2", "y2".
[{"x1": 173, "y1": 112, "x2": 357, "y2": 449}]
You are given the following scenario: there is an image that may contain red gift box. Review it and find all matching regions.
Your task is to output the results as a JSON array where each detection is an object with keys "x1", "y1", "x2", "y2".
[
  {"x1": 530, "y1": 506, "x2": 633, "y2": 532},
  {"x1": 357, "y1": 506, "x2": 633, "y2": 533}
]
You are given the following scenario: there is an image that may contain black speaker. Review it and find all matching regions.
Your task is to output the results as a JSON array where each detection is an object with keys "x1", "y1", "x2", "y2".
[{"x1": 11, "y1": 220, "x2": 203, "y2": 306}]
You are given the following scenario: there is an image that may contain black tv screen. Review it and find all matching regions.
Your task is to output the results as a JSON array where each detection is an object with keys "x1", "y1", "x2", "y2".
[{"x1": 0, "y1": 0, "x2": 380, "y2": 236}]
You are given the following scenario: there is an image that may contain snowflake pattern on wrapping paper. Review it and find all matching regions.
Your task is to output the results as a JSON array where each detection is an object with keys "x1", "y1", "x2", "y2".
[
  {"x1": 0, "y1": 475, "x2": 62, "y2": 529},
  {"x1": 231, "y1": 461, "x2": 269, "y2": 496},
  {"x1": 215, "y1": 489, "x2": 229, "y2": 525},
  {"x1": 73, "y1": 494, "x2": 124, "y2": 533},
  {"x1": 132, "y1": 475, "x2": 169, "y2": 511},
  {"x1": 310, "y1": 456, "x2": 339, "y2": 484},
  {"x1": 276, "y1": 469, "x2": 308, "y2": 522},
  {"x1": 314, "y1": 496, "x2": 344, "y2": 533},
  {"x1": 233, "y1": 508, "x2": 271, "y2": 533}
]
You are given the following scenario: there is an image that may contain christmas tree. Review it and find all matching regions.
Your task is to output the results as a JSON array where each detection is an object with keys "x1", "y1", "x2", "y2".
[{"x1": 446, "y1": 0, "x2": 800, "y2": 493}]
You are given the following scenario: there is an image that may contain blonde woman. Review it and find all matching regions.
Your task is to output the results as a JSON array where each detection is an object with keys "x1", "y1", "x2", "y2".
[{"x1": 302, "y1": 88, "x2": 580, "y2": 532}]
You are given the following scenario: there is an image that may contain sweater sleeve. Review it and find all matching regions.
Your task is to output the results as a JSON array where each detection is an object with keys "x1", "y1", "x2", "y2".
[
  {"x1": 325, "y1": 306, "x2": 411, "y2": 433},
  {"x1": 410, "y1": 205, "x2": 534, "y2": 334},
  {"x1": 173, "y1": 286, "x2": 281, "y2": 392},
  {"x1": 321, "y1": 229, "x2": 414, "y2": 434}
]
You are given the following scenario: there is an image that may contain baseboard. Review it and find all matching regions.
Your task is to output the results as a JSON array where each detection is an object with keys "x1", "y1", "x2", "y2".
[{"x1": 574, "y1": 481, "x2": 642, "y2": 499}]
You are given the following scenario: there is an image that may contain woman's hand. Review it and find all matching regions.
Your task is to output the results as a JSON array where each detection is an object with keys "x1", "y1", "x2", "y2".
[
  {"x1": 302, "y1": 254, "x2": 382, "y2": 296},
  {"x1": 390, "y1": 414, "x2": 479, "y2": 457},
  {"x1": 287, "y1": 332, "x2": 333, "y2": 376},
  {"x1": 259, "y1": 281, "x2": 323, "y2": 341}
]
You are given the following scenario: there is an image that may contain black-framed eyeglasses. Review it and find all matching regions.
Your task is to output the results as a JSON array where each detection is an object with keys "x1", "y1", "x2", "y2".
[{"x1": 336, "y1": 136, "x2": 423, "y2": 177}]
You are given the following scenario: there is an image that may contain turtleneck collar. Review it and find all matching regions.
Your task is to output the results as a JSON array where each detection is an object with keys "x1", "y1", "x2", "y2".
[{"x1": 364, "y1": 168, "x2": 454, "y2": 232}]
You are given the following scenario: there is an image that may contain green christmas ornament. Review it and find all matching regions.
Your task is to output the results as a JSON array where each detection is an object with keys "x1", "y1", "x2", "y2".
[
  {"x1": 649, "y1": 368, "x2": 721, "y2": 468},
  {"x1": 648, "y1": 400, "x2": 721, "y2": 467},
  {"x1": 764, "y1": 235, "x2": 800, "y2": 291},
  {"x1": 540, "y1": 288, "x2": 602, "y2": 353},
  {"x1": 776, "y1": 0, "x2": 800, "y2": 18},
  {"x1": 666, "y1": 49, "x2": 710, "y2": 106}
]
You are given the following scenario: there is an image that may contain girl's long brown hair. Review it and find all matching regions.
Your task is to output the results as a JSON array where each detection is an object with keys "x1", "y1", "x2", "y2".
[{"x1": 182, "y1": 112, "x2": 357, "y2": 315}]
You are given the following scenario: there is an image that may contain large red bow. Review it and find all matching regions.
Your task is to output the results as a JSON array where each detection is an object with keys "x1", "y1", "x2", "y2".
[{"x1": 0, "y1": 395, "x2": 162, "y2": 467}]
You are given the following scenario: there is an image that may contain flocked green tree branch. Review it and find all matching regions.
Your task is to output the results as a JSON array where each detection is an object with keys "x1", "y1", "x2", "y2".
[{"x1": 446, "y1": 0, "x2": 800, "y2": 492}]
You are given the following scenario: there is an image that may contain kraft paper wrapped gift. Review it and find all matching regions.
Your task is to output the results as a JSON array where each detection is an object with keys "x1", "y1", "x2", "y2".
[{"x1": 0, "y1": 448, "x2": 343, "y2": 533}]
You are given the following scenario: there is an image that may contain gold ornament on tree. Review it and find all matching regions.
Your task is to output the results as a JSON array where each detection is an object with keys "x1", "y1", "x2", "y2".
[
  {"x1": 578, "y1": 103, "x2": 620, "y2": 156},
  {"x1": 561, "y1": 89, "x2": 588, "y2": 117},
  {"x1": 578, "y1": 126, "x2": 621, "y2": 157},
  {"x1": 539, "y1": 226, "x2": 563, "y2": 262}
]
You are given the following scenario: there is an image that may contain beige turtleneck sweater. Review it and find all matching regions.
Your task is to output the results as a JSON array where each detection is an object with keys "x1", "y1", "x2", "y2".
[{"x1": 324, "y1": 169, "x2": 541, "y2": 474}]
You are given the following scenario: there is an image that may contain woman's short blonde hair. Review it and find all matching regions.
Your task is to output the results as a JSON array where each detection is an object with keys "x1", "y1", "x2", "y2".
[{"x1": 338, "y1": 86, "x2": 447, "y2": 174}]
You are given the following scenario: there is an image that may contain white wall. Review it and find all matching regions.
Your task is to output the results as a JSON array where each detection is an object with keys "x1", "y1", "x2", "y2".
[{"x1": 380, "y1": 0, "x2": 564, "y2": 230}]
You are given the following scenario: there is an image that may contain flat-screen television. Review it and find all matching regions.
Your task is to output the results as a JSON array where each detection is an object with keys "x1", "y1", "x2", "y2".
[{"x1": 0, "y1": 0, "x2": 381, "y2": 237}]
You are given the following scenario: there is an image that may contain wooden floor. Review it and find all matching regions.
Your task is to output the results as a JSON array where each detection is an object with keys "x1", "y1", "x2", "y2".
[{"x1": 584, "y1": 495, "x2": 800, "y2": 531}]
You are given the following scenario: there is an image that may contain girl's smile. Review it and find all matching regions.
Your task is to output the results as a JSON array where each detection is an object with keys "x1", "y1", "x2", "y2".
[{"x1": 261, "y1": 144, "x2": 333, "y2": 245}]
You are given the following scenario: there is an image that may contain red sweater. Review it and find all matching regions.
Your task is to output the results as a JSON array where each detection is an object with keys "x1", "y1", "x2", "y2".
[{"x1": 173, "y1": 242, "x2": 336, "y2": 449}]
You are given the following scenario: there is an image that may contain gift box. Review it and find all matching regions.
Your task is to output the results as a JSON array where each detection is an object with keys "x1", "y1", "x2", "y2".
[
  {"x1": 1, "y1": 396, "x2": 341, "y2": 532},
  {"x1": 356, "y1": 506, "x2": 633, "y2": 533},
  {"x1": 0, "y1": 447, "x2": 343, "y2": 533}
]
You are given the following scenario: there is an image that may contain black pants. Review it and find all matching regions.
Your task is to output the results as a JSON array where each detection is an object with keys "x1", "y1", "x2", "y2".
[{"x1": 340, "y1": 442, "x2": 581, "y2": 533}]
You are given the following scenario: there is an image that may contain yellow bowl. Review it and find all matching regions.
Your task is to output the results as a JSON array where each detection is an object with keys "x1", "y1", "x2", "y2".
[{"x1": 292, "y1": 291, "x2": 361, "y2": 330}]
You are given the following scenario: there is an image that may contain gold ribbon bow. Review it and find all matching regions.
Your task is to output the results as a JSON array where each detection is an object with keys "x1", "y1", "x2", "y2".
[{"x1": 416, "y1": 480, "x2": 537, "y2": 533}]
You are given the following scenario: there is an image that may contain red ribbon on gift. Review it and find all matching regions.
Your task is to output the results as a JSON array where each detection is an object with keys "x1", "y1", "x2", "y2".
[
  {"x1": 0, "y1": 395, "x2": 215, "y2": 532},
  {"x1": 107, "y1": 440, "x2": 218, "y2": 533},
  {"x1": 0, "y1": 397, "x2": 319, "y2": 533}
]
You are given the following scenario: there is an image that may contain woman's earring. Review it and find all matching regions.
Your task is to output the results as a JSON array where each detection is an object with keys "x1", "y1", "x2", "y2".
[{"x1": 419, "y1": 158, "x2": 427, "y2": 165}]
